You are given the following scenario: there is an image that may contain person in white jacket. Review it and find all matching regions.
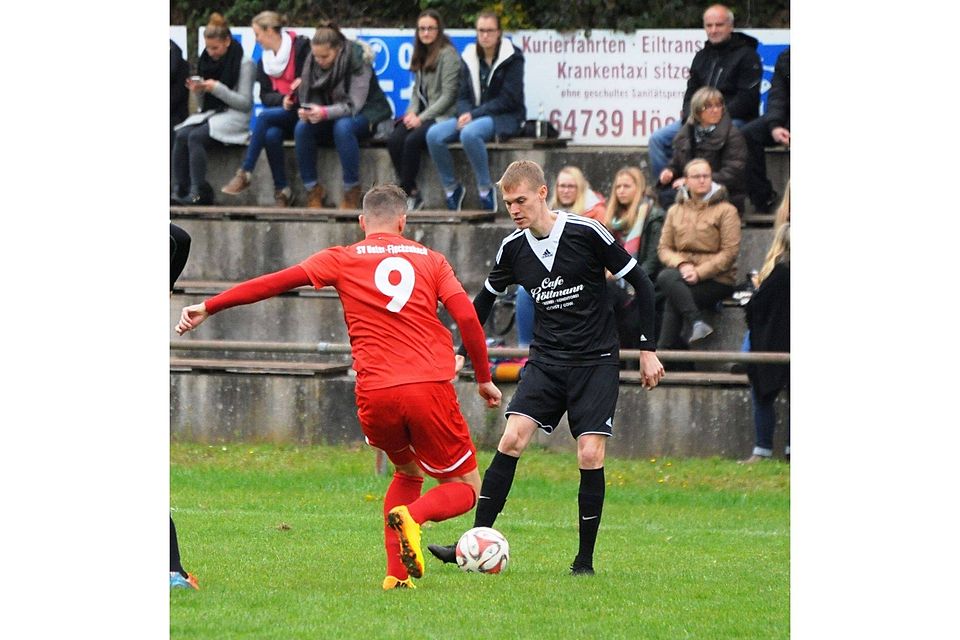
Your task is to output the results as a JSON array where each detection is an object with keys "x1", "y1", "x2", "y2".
[{"x1": 425, "y1": 11, "x2": 525, "y2": 212}]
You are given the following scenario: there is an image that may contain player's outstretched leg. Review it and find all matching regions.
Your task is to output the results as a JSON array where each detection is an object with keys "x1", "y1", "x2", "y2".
[
  {"x1": 383, "y1": 472, "x2": 424, "y2": 585},
  {"x1": 394, "y1": 480, "x2": 477, "y2": 572},
  {"x1": 570, "y1": 466, "x2": 605, "y2": 576},
  {"x1": 388, "y1": 505, "x2": 425, "y2": 579},
  {"x1": 428, "y1": 450, "x2": 520, "y2": 564}
]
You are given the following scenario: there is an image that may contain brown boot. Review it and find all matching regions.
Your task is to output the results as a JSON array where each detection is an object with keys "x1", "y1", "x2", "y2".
[
  {"x1": 274, "y1": 187, "x2": 293, "y2": 207},
  {"x1": 340, "y1": 185, "x2": 362, "y2": 210},
  {"x1": 306, "y1": 184, "x2": 326, "y2": 208},
  {"x1": 221, "y1": 168, "x2": 251, "y2": 195}
]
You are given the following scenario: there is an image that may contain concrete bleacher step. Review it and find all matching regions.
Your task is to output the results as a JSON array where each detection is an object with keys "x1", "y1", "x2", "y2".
[
  {"x1": 169, "y1": 212, "x2": 775, "y2": 296},
  {"x1": 168, "y1": 215, "x2": 508, "y2": 291},
  {"x1": 170, "y1": 357, "x2": 350, "y2": 376},
  {"x1": 171, "y1": 280, "x2": 746, "y2": 353},
  {"x1": 171, "y1": 288, "x2": 353, "y2": 344},
  {"x1": 199, "y1": 144, "x2": 788, "y2": 214}
]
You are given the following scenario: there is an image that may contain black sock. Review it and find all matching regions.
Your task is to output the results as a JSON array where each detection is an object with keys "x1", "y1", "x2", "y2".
[
  {"x1": 473, "y1": 451, "x2": 520, "y2": 528},
  {"x1": 576, "y1": 467, "x2": 605, "y2": 566},
  {"x1": 170, "y1": 516, "x2": 188, "y2": 577}
]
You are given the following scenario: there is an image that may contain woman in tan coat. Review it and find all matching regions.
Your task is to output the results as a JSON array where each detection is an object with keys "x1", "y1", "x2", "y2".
[{"x1": 656, "y1": 158, "x2": 741, "y2": 349}]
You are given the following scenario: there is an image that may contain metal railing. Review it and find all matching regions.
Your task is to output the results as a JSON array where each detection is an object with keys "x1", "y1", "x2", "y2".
[{"x1": 170, "y1": 339, "x2": 789, "y2": 364}]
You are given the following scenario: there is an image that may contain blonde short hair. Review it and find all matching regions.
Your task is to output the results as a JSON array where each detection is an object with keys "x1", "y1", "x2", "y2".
[
  {"x1": 362, "y1": 184, "x2": 407, "y2": 218},
  {"x1": 498, "y1": 160, "x2": 546, "y2": 193}
]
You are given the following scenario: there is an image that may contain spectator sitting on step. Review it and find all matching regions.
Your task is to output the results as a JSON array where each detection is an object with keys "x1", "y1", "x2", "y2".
[
  {"x1": 658, "y1": 87, "x2": 748, "y2": 213},
  {"x1": 647, "y1": 3, "x2": 761, "y2": 182},
  {"x1": 171, "y1": 13, "x2": 254, "y2": 206},
  {"x1": 602, "y1": 166, "x2": 667, "y2": 348},
  {"x1": 656, "y1": 158, "x2": 740, "y2": 351},
  {"x1": 741, "y1": 47, "x2": 789, "y2": 214},
  {"x1": 388, "y1": 9, "x2": 462, "y2": 212},
  {"x1": 548, "y1": 166, "x2": 606, "y2": 220},
  {"x1": 425, "y1": 10, "x2": 525, "y2": 213},
  {"x1": 740, "y1": 222, "x2": 790, "y2": 464},
  {"x1": 294, "y1": 21, "x2": 393, "y2": 210},
  {"x1": 170, "y1": 40, "x2": 190, "y2": 154},
  {"x1": 219, "y1": 11, "x2": 311, "y2": 208}
]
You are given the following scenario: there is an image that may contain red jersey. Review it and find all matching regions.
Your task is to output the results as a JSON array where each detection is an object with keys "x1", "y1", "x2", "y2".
[{"x1": 299, "y1": 233, "x2": 466, "y2": 391}]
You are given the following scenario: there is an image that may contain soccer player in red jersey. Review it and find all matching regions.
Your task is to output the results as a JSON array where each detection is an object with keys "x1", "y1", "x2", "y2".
[{"x1": 175, "y1": 184, "x2": 502, "y2": 589}]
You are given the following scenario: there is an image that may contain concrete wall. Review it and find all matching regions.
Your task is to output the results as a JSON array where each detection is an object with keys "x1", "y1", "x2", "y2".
[
  {"x1": 170, "y1": 371, "x2": 789, "y2": 460},
  {"x1": 171, "y1": 217, "x2": 775, "y2": 290},
  {"x1": 171, "y1": 144, "x2": 790, "y2": 459},
  {"x1": 170, "y1": 218, "x2": 769, "y2": 351}
]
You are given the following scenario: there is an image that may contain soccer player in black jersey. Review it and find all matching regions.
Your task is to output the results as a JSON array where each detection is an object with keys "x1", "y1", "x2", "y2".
[{"x1": 428, "y1": 160, "x2": 665, "y2": 575}]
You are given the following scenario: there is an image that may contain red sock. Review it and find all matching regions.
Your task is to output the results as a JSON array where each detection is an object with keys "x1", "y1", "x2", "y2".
[
  {"x1": 407, "y1": 482, "x2": 477, "y2": 524},
  {"x1": 384, "y1": 472, "x2": 423, "y2": 579}
]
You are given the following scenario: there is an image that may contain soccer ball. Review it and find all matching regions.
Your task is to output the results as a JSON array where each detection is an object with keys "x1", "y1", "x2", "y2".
[{"x1": 456, "y1": 527, "x2": 509, "y2": 574}]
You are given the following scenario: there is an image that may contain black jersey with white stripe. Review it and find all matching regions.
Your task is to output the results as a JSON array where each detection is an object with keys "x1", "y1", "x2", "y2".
[{"x1": 484, "y1": 211, "x2": 638, "y2": 365}]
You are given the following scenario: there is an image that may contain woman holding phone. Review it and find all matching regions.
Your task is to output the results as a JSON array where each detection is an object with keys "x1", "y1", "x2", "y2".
[
  {"x1": 171, "y1": 13, "x2": 254, "y2": 205},
  {"x1": 294, "y1": 21, "x2": 392, "y2": 209}
]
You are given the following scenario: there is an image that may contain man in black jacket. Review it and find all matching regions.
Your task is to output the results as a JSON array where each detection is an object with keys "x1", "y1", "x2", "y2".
[
  {"x1": 647, "y1": 4, "x2": 762, "y2": 179},
  {"x1": 741, "y1": 47, "x2": 790, "y2": 213}
]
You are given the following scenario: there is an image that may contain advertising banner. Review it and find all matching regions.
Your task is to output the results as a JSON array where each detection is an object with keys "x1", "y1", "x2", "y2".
[{"x1": 173, "y1": 26, "x2": 788, "y2": 146}]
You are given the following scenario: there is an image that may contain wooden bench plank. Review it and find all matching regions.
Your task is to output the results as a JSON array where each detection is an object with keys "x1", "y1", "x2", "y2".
[
  {"x1": 172, "y1": 280, "x2": 338, "y2": 298},
  {"x1": 455, "y1": 367, "x2": 749, "y2": 386},
  {"x1": 619, "y1": 370, "x2": 749, "y2": 386},
  {"x1": 170, "y1": 357, "x2": 350, "y2": 376},
  {"x1": 170, "y1": 206, "x2": 495, "y2": 223},
  {"x1": 742, "y1": 212, "x2": 776, "y2": 227},
  {"x1": 275, "y1": 138, "x2": 572, "y2": 150}
]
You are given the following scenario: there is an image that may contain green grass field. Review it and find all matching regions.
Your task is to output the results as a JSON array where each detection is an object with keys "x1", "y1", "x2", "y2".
[{"x1": 170, "y1": 443, "x2": 789, "y2": 639}]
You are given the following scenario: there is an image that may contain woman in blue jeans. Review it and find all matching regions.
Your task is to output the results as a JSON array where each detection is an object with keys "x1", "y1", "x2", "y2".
[
  {"x1": 220, "y1": 11, "x2": 310, "y2": 207},
  {"x1": 295, "y1": 21, "x2": 392, "y2": 209},
  {"x1": 425, "y1": 11, "x2": 525, "y2": 212}
]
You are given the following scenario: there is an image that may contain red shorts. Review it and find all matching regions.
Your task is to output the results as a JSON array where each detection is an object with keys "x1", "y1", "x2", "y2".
[{"x1": 355, "y1": 381, "x2": 478, "y2": 479}]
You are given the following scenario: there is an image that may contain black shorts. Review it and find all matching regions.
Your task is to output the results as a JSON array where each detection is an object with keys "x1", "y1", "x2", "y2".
[{"x1": 505, "y1": 361, "x2": 620, "y2": 439}]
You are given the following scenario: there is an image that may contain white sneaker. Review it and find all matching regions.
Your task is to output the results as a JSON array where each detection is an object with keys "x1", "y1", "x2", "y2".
[{"x1": 688, "y1": 320, "x2": 714, "y2": 343}]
